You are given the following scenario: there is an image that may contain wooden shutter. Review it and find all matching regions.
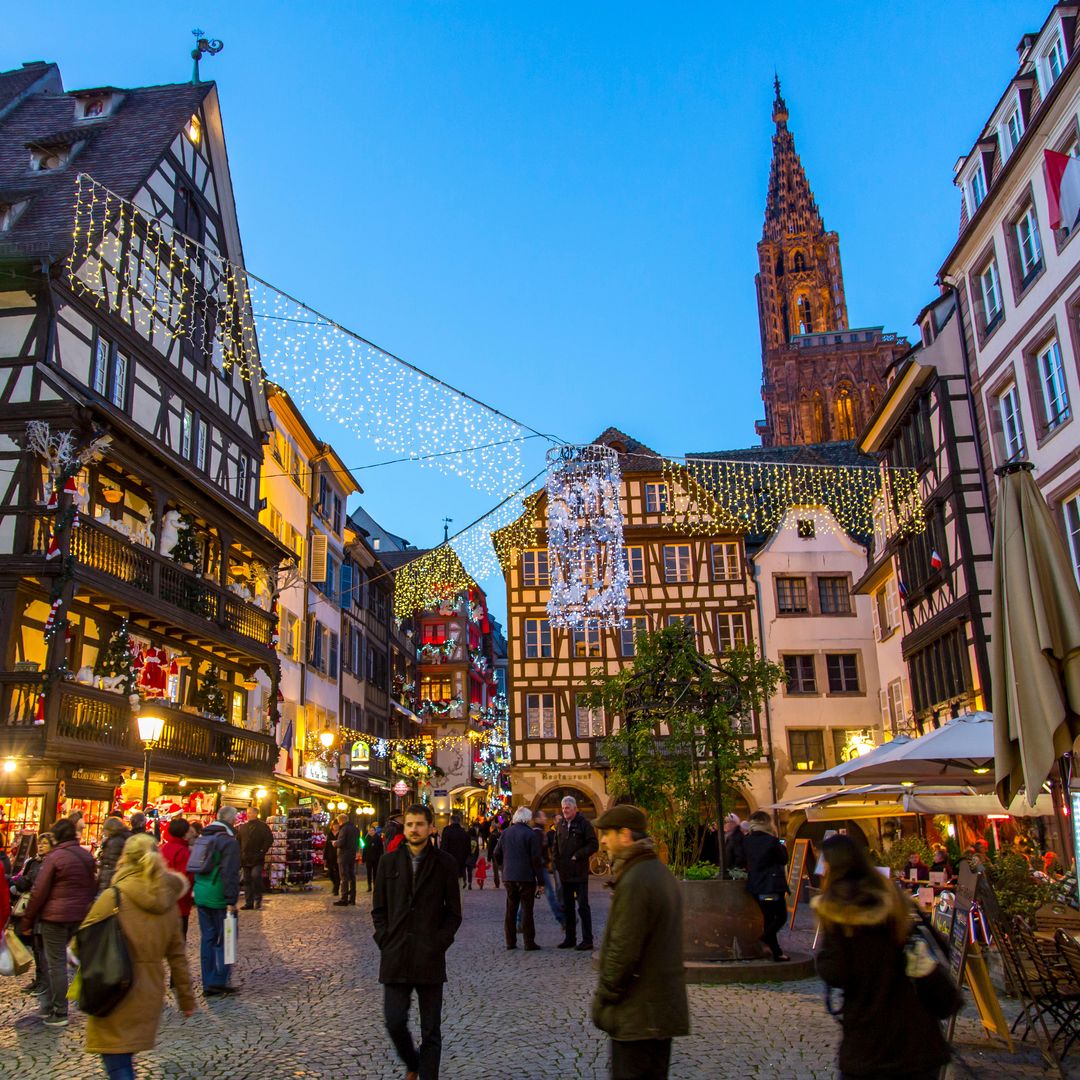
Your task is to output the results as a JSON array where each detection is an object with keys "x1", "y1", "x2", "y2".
[
  {"x1": 310, "y1": 532, "x2": 328, "y2": 584},
  {"x1": 340, "y1": 562, "x2": 352, "y2": 609},
  {"x1": 879, "y1": 688, "x2": 891, "y2": 729},
  {"x1": 870, "y1": 590, "x2": 881, "y2": 640},
  {"x1": 886, "y1": 577, "x2": 901, "y2": 634}
]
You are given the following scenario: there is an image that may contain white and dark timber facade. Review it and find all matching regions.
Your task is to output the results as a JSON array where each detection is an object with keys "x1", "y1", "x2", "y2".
[{"x1": 0, "y1": 62, "x2": 283, "y2": 836}]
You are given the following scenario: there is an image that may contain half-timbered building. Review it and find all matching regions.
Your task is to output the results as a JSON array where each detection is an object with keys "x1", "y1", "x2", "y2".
[
  {"x1": 856, "y1": 291, "x2": 995, "y2": 730},
  {"x1": 499, "y1": 429, "x2": 756, "y2": 819},
  {"x1": 0, "y1": 62, "x2": 285, "y2": 841}
]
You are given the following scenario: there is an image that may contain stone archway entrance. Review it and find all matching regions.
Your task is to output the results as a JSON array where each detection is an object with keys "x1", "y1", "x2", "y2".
[{"x1": 535, "y1": 785, "x2": 598, "y2": 820}]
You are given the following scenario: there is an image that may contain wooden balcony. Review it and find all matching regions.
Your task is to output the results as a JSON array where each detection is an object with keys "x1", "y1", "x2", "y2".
[
  {"x1": 32, "y1": 515, "x2": 275, "y2": 656},
  {"x1": 0, "y1": 674, "x2": 277, "y2": 780}
]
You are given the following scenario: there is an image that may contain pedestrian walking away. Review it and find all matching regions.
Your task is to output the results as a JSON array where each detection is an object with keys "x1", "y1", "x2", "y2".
[
  {"x1": 362, "y1": 825, "x2": 384, "y2": 893},
  {"x1": 372, "y1": 803, "x2": 462, "y2": 1080},
  {"x1": 484, "y1": 825, "x2": 502, "y2": 888},
  {"x1": 19, "y1": 816, "x2": 97, "y2": 1027},
  {"x1": 439, "y1": 813, "x2": 471, "y2": 889},
  {"x1": 742, "y1": 811, "x2": 790, "y2": 962},
  {"x1": 160, "y1": 818, "x2": 194, "y2": 938},
  {"x1": 190, "y1": 805, "x2": 242, "y2": 996},
  {"x1": 591, "y1": 804, "x2": 689, "y2": 1080},
  {"x1": 325, "y1": 818, "x2": 341, "y2": 896},
  {"x1": 334, "y1": 813, "x2": 360, "y2": 906},
  {"x1": 533, "y1": 810, "x2": 565, "y2": 927},
  {"x1": 554, "y1": 796, "x2": 598, "y2": 950},
  {"x1": 237, "y1": 808, "x2": 273, "y2": 909},
  {"x1": 95, "y1": 816, "x2": 131, "y2": 894},
  {"x1": 494, "y1": 806, "x2": 543, "y2": 950},
  {"x1": 81, "y1": 833, "x2": 197, "y2": 1080},
  {"x1": 814, "y1": 834, "x2": 951, "y2": 1080}
]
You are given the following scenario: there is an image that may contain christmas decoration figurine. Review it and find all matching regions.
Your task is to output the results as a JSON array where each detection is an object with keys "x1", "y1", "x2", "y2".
[
  {"x1": 94, "y1": 621, "x2": 138, "y2": 696},
  {"x1": 169, "y1": 514, "x2": 200, "y2": 569},
  {"x1": 191, "y1": 663, "x2": 227, "y2": 720}
]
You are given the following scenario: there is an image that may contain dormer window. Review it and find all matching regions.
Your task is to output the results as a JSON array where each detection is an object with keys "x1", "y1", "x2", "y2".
[
  {"x1": 83, "y1": 98, "x2": 105, "y2": 118},
  {"x1": 0, "y1": 200, "x2": 29, "y2": 231},
  {"x1": 1000, "y1": 104, "x2": 1023, "y2": 162},
  {"x1": 31, "y1": 148, "x2": 65, "y2": 172},
  {"x1": 72, "y1": 88, "x2": 122, "y2": 121},
  {"x1": 970, "y1": 164, "x2": 987, "y2": 211},
  {"x1": 1039, "y1": 30, "x2": 1068, "y2": 95}
]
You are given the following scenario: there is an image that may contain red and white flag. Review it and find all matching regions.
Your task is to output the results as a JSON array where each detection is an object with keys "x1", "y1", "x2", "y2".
[
  {"x1": 1044, "y1": 150, "x2": 1080, "y2": 231},
  {"x1": 930, "y1": 550, "x2": 943, "y2": 571}
]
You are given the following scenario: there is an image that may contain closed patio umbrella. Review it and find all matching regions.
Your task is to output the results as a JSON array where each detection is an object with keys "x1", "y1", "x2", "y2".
[{"x1": 992, "y1": 463, "x2": 1080, "y2": 807}]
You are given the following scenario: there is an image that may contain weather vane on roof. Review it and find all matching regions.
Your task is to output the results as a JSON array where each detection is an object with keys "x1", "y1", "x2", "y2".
[{"x1": 191, "y1": 29, "x2": 224, "y2": 84}]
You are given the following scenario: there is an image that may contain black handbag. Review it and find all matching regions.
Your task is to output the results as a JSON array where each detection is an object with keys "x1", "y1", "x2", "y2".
[
  {"x1": 75, "y1": 886, "x2": 133, "y2": 1017},
  {"x1": 907, "y1": 913, "x2": 963, "y2": 1020}
]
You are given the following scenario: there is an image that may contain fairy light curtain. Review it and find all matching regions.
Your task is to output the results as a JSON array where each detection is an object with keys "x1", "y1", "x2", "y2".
[
  {"x1": 545, "y1": 444, "x2": 628, "y2": 629},
  {"x1": 660, "y1": 457, "x2": 924, "y2": 542},
  {"x1": 68, "y1": 174, "x2": 543, "y2": 501}
]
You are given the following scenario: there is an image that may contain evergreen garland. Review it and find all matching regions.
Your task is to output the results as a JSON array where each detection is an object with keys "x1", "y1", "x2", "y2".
[{"x1": 191, "y1": 663, "x2": 227, "y2": 719}]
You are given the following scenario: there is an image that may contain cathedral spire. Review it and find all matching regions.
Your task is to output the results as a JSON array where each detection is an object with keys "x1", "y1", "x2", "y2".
[{"x1": 763, "y1": 79, "x2": 824, "y2": 242}]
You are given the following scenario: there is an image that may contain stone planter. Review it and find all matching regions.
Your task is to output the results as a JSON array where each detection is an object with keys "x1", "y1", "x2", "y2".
[{"x1": 681, "y1": 878, "x2": 770, "y2": 961}]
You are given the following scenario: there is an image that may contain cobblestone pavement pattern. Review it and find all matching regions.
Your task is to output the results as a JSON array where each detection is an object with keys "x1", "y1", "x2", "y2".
[{"x1": 0, "y1": 881, "x2": 1065, "y2": 1078}]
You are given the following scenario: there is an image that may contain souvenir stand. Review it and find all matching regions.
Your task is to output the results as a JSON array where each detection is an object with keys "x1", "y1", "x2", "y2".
[{"x1": 286, "y1": 805, "x2": 314, "y2": 889}]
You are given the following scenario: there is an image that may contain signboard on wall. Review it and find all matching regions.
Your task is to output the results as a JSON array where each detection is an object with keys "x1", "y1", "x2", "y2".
[{"x1": 350, "y1": 742, "x2": 370, "y2": 770}]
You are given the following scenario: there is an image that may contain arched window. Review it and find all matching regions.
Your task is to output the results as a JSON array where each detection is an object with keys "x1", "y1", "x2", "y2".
[
  {"x1": 775, "y1": 254, "x2": 784, "y2": 277},
  {"x1": 812, "y1": 391, "x2": 827, "y2": 442},
  {"x1": 797, "y1": 294, "x2": 813, "y2": 334},
  {"x1": 835, "y1": 388, "x2": 857, "y2": 440},
  {"x1": 793, "y1": 251, "x2": 806, "y2": 272}
]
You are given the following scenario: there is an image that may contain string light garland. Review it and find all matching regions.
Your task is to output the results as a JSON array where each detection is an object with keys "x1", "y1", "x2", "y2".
[
  {"x1": 392, "y1": 547, "x2": 477, "y2": 620},
  {"x1": 68, "y1": 174, "x2": 559, "y2": 502},
  {"x1": 659, "y1": 457, "x2": 925, "y2": 541},
  {"x1": 546, "y1": 444, "x2": 628, "y2": 629}
]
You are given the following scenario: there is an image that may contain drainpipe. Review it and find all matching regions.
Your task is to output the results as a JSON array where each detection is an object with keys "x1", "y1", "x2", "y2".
[{"x1": 750, "y1": 554, "x2": 780, "y2": 825}]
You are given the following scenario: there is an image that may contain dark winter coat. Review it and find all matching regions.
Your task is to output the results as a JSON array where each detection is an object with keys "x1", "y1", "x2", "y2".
[
  {"x1": 336, "y1": 821, "x2": 360, "y2": 858},
  {"x1": 554, "y1": 812, "x2": 598, "y2": 883},
  {"x1": 237, "y1": 818, "x2": 273, "y2": 868},
  {"x1": 21, "y1": 840, "x2": 96, "y2": 927},
  {"x1": 11, "y1": 855, "x2": 44, "y2": 897},
  {"x1": 440, "y1": 822, "x2": 471, "y2": 872},
  {"x1": 493, "y1": 822, "x2": 542, "y2": 884},
  {"x1": 814, "y1": 881, "x2": 950, "y2": 1076},
  {"x1": 743, "y1": 828, "x2": 788, "y2": 897},
  {"x1": 591, "y1": 841, "x2": 690, "y2": 1042},
  {"x1": 371, "y1": 844, "x2": 462, "y2": 985},
  {"x1": 362, "y1": 834, "x2": 384, "y2": 865},
  {"x1": 96, "y1": 828, "x2": 130, "y2": 892},
  {"x1": 723, "y1": 828, "x2": 746, "y2": 871}
]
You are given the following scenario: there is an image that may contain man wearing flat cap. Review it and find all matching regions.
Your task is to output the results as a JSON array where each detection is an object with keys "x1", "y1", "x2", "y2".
[{"x1": 590, "y1": 804, "x2": 688, "y2": 1080}]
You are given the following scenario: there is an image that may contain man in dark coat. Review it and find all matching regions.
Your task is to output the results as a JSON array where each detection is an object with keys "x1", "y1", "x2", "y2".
[
  {"x1": 590, "y1": 805, "x2": 689, "y2": 1080},
  {"x1": 372, "y1": 803, "x2": 462, "y2": 1080},
  {"x1": 362, "y1": 824, "x2": 384, "y2": 893},
  {"x1": 439, "y1": 814, "x2": 470, "y2": 887},
  {"x1": 95, "y1": 815, "x2": 130, "y2": 894},
  {"x1": 494, "y1": 806, "x2": 542, "y2": 950},
  {"x1": 334, "y1": 814, "x2": 360, "y2": 906},
  {"x1": 742, "y1": 811, "x2": 789, "y2": 961},
  {"x1": 237, "y1": 808, "x2": 274, "y2": 909},
  {"x1": 554, "y1": 795, "x2": 598, "y2": 950}
]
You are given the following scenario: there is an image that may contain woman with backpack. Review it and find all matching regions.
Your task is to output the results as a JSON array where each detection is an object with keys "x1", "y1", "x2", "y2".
[
  {"x1": 81, "y1": 832, "x2": 196, "y2": 1080},
  {"x1": 813, "y1": 834, "x2": 951, "y2": 1080}
]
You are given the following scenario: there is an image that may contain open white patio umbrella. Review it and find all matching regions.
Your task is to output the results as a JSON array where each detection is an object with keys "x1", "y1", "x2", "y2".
[
  {"x1": 795, "y1": 736, "x2": 913, "y2": 788},
  {"x1": 992, "y1": 462, "x2": 1080, "y2": 807},
  {"x1": 837, "y1": 713, "x2": 995, "y2": 785}
]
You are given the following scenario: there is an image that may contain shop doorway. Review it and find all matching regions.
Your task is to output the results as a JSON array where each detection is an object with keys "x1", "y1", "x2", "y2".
[{"x1": 536, "y1": 786, "x2": 598, "y2": 820}]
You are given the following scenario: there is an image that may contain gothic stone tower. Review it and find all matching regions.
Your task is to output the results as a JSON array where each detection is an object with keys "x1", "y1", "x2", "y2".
[{"x1": 755, "y1": 79, "x2": 908, "y2": 447}]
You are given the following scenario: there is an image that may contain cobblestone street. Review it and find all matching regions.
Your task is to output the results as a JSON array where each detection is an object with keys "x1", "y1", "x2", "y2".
[{"x1": 0, "y1": 881, "x2": 1064, "y2": 1079}]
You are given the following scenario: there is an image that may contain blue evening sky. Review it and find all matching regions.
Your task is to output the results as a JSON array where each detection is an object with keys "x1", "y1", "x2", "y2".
[{"x1": 6, "y1": 2, "x2": 1047, "y2": 620}]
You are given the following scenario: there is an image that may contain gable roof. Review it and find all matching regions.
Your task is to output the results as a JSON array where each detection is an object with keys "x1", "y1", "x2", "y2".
[
  {"x1": 591, "y1": 426, "x2": 667, "y2": 474},
  {"x1": 0, "y1": 62, "x2": 61, "y2": 118},
  {"x1": 0, "y1": 63, "x2": 212, "y2": 263}
]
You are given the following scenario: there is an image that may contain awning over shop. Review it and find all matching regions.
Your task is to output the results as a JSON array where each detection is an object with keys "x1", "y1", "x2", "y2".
[
  {"x1": 903, "y1": 792, "x2": 1055, "y2": 817},
  {"x1": 807, "y1": 803, "x2": 914, "y2": 822},
  {"x1": 271, "y1": 771, "x2": 341, "y2": 804}
]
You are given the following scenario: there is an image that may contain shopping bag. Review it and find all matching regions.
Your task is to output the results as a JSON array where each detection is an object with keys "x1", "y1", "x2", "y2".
[
  {"x1": 75, "y1": 887, "x2": 133, "y2": 1017},
  {"x1": 223, "y1": 911, "x2": 238, "y2": 965},
  {"x1": 4, "y1": 929, "x2": 32, "y2": 974}
]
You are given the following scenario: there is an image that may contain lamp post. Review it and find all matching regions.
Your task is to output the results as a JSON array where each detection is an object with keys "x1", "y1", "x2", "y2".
[{"x1": 136, "y1": 713, "x2": 165, "y2": 810}]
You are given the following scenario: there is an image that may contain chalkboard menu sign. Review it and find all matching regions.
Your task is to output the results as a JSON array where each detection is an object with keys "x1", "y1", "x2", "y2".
[
  {"x1": 786, "y1": 838, "x2": 811, "y2": 929},
  {"x1": 946, "y1": 862, "x2": 977, "y2": 985}
]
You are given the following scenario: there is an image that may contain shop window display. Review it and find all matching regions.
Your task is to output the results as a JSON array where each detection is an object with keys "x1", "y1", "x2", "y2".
[
  {"x1": 61, "y1": 798, "x2": 111, "y2": 852},
  {"x1": 0, "y1": 796, "x2": 44, "y2": 863}
]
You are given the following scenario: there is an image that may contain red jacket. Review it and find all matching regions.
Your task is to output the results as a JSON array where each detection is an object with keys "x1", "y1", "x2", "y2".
[
  {"x1": 159, "y1": 837, "x2": 194, "y2": 918},
  {"x1": 21, "y1": 841, "x2": 96, "y2": 928}
]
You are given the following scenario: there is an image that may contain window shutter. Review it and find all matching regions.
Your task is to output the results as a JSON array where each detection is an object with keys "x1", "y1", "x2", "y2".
[
  {"x1": 899, "y1": 679, "x2": 910, "y2": 727},
  {"x1": 341, "y1": 563, "x2": 352, "y2": 609},
  {"x1": 886, "y1": 577, "x2": 901, "y2": 632},
  {"x1": 870, "y1": 591, "x2": 881, "y2": 640},
  {"x1": 310, "y1": 532, "x2": 328, "y2": 584},
  {"x1": 306, "y1": 613, "x2": 316, "y2": 665},
  {"x1": 879, "y1": 688, "x2": 890, "y2": 729}
]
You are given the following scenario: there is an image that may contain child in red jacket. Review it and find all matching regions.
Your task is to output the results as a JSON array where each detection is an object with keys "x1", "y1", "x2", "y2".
[{"x1": 474, "y1": 855, "x2": 488, "y2": 888}]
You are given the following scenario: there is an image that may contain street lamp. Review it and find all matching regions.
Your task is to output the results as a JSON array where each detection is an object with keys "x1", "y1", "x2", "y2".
[
  {"x1": 135, "y1": 712, "x2": 165, "y2": 810},
  {"x1": 319, "y1": 730, "x2": 335, "y2": 750}
]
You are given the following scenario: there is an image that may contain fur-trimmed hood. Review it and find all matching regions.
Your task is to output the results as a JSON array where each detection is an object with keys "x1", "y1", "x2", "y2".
[{"x1": 811, "y1": 878, "x2": 908, "y2": 934}]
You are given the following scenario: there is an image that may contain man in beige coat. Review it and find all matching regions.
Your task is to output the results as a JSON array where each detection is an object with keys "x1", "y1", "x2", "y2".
[{"x1": 81, "y1": 833, "x2": 196, "y2": 1078}]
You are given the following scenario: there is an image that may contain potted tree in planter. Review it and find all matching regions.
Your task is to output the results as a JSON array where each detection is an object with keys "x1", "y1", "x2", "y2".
[{"x1": 579, "y1": 622, "x2": 783, "y2": 960}]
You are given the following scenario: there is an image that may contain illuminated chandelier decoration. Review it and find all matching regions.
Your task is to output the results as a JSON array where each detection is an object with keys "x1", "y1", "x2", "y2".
[{"x1": 545, "y1": 444, "x2": 627, "y2": 629}]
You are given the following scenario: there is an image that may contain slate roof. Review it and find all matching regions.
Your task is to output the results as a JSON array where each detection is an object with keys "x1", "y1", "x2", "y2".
[
  {"x1": 0, "y1": 62, "x2": 211, "y2": 263},
  {"x1": 0, "y1": 63, "x2": 58, "y2": 116}
]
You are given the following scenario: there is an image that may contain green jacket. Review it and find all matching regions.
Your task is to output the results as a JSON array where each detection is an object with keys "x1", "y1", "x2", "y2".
[{"x1": 591, "y1": 842, "x2": 690, "y2": 1042}]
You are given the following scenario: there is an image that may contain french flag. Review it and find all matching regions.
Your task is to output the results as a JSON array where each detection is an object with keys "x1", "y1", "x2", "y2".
[
  {"x1": 897, "y1": 576, "x2": 908, "y2": 599},
  {"x1": 1044, "y1": 149, "x2": 1080, "y2": 231},
  {"x1": 930, "y1": 550, "x2": 943, "y2": 571}
]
